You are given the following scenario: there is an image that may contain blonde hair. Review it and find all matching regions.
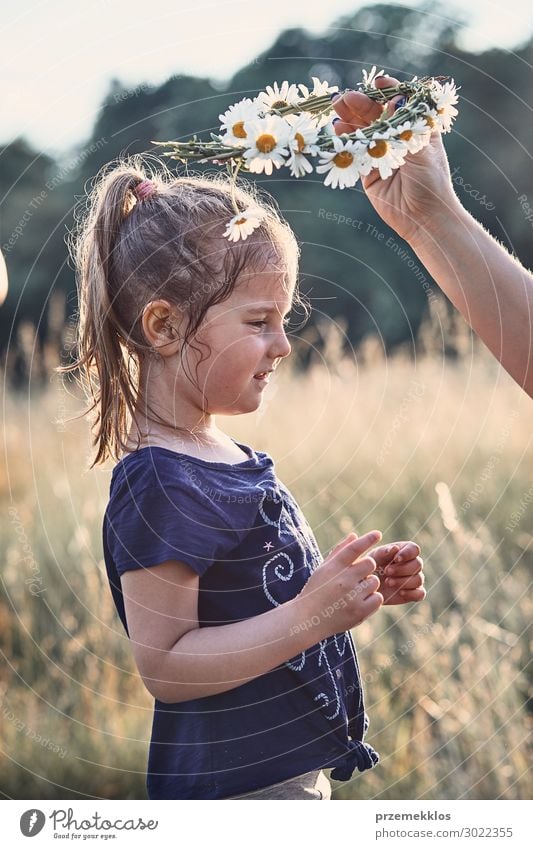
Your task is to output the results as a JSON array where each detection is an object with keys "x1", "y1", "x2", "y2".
[{"x1": 56, "y1": 155, "x2": 306, "y2": 468}]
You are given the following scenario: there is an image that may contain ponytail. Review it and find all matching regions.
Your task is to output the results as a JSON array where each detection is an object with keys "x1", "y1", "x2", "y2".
[{"x1": 56, "y1": 160, "x2": 154, "y2": 468}]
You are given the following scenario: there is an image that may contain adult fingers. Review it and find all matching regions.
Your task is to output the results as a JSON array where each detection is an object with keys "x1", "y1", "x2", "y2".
[
  {"x1": 332, "y1": 74, "x2": 406, "y2": 131},
  {"x1": 374, "y1": 76, "x2": 407, "y2": 118},
  {"x1": 375, "y1": 75, "x2": 401, "y2": 89},
  {"x1": 332, "y1": 118, "x2": 362, "y2": 135},
  {"x1": 332, "y1": 90, "x2": 383, "y2": 126}
]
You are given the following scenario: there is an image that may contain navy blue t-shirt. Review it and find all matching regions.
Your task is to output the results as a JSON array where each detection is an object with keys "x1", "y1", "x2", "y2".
[{"x1": 102, "y1": 438, "x2": 379, "y2": 799}]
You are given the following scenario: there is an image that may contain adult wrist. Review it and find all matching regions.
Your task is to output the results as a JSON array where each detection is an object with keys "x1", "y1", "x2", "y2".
[{"x1": 407, "y1": 195, "x2": 471, "y2": 255}]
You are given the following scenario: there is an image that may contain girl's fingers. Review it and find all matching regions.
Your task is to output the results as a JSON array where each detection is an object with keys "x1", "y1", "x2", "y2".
[
  {"x1": 385, "y1": 571, "x2": 425, "y2": 589},
  {"x1": 370, "y1": 543, "x2": 400, "y2": 565},
  {"x1": 332, "y1": 531, "x2": 382, "y2": 570},
  {"x1": 398, "y1": 587, "x2": 427, "y2": 602},
  {"x1": 388, "y1": 542, "x2": 421, "y2": 566},
  {"x1": 361, "y1": 573, "x2": 381, "y2": 598},
  {"x1": 327, "y1": 531, "x2": 358, "y2": 558},
  {"x1": 386, "y1": 556, "x2": 424, "y2": 578}
]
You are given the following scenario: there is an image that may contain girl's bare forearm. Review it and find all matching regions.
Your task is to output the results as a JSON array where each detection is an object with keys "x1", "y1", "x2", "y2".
[
  {"x1": 408, "y1": 202, "x2": 533, "y2": 397},
  {"x1": 150, "y1": 594, "x2": 325, "y2": 703}
]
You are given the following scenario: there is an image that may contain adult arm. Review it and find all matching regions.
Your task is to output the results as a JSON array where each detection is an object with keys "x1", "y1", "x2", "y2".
[
  {"x1": 332, "y1": 80, "x2": 533, "y2": 397},
  {"x1": 407, "y1": 197, "x2": 533, "y2": 396}
]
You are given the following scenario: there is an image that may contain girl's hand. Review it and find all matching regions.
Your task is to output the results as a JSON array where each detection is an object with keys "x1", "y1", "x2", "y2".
[
  {"x1": 331, "y1": 75, "x2": 462, "y2": 244},
  {"x1": 297, "y1": 530, "x2": 385, "y2": 638},
  {"x1": 369, "y1": 540, "x2": 426, "y2": 605}
]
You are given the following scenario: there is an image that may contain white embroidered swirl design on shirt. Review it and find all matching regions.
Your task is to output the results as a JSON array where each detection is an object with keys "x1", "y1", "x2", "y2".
[
  {"x1": 258, "y1": 486, "x2": 353, "y2": 720},
  {"x1": 313, "y1": 639, "x2": 341, "y2": 720},
  {"x1": 262, "y1": 551, "x2": 295, "y2": 607}
]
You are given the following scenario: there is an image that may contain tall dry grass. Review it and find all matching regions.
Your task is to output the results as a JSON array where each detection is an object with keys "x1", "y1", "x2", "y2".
[{"x1": 1, "y1": 316, "x2": 531, "y2": 799}]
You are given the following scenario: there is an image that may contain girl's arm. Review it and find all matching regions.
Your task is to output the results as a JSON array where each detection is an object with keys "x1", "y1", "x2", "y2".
[
  {"x1": 120, "y1": 532, "x2": 383, "y2": 704},
  {"x1": 155, "y1": 591, "x2": 314, "y2": 703},
  {"x1": 122, "y1": 558, "x2": 314, "y2": 704}
]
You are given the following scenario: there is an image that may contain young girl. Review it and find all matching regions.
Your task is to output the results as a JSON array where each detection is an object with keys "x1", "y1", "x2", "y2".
[{"x1": 60, "y1": 158, "x2": 425, "y2": 800}]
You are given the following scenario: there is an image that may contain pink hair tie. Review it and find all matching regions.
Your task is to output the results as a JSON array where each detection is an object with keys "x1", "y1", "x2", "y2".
[{"x1": 134, "y1": 179, "x2": 157, "y2": 201}]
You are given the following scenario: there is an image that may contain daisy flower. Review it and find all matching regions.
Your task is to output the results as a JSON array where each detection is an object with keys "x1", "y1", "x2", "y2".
[
  {"x1": 223, "y1": 207, "x2": 266, "y2": 242},
  {"x1": 420, "y1": 105, "x2": 439, "y2": 133},
  {"x1": 361, "y1": 65, "x2": 385, "y2": 88},
  {"x1": 284, "y1": 113, "x2": 321, "y2": 178},
  {"x1": 430, "y1": 79, "x2": 459, "y2": 132},
  {"x1": 393, "y1": 119, "x2": 432, "y2": 154},
  {"x1": 256, "y1": 80, "x2": 300, "y2": 113},
  {"x1": 219, "y1": 97, "x2": 261, "y2": 146},
  {"x1": 316, "y1": 135, "x2": 370, "y2": 189},
  {"x1": 298, "y1": 76, "x2": 339, "y2": 100},
  {"x1": 355, "y1": 129, "x2": 407, "y2": 179},
  {"x1": 242, "y1": 115, "x2": 290, "y2": 175}
]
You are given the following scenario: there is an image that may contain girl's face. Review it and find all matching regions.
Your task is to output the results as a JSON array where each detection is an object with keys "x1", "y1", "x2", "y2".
[{"x1": 182, "y1": 267, "x2": 294, "y2": 416}]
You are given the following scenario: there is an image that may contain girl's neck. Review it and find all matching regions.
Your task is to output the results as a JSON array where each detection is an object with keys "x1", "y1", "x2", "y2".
[{"x1": 123, "y1": 415, "x2": 232, "y2": 456}]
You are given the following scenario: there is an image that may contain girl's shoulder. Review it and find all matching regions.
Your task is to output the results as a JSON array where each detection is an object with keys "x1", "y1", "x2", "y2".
[
  {"x1": 105, "y1": 440, "x2": 280, "y2": 542},
  {"x1": 108, "y1": 440, "x2": 276, "y2": 505}
]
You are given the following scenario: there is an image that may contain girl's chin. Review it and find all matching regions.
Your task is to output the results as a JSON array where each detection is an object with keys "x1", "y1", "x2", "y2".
[{"x1": 209, "y1": 395, "x2": 264, "y2": 416}]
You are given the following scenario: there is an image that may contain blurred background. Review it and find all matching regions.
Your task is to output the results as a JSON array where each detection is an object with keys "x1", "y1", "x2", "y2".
[{"x1": 1, "y1": 0, "x2": 531, "y2": 800}]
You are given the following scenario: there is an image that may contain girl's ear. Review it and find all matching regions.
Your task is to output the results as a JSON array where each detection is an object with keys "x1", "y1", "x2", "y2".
[{"x1": 142, "y1": 299, "x2": 182, "y2": 354}]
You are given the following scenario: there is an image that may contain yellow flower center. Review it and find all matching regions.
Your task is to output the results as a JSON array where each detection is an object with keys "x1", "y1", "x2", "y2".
[
  {"x1": 271, "y1": 99, "x2": 289, "y2": 109},
  {"x1": 424, "y1": 115, "x2": 436, "y2": 128},
  {"x1": 332, "y1": 150, "x2": 354, "y2": 168},
  {"x1": 232, "y1": 121, "x2": 247, "y2": 139},
  {"x1": 234, "y1": 217, "x2": 247, "y2": 225},
  {"x1": 294, "y1": 132, "x2": 305, "y2": 153},
  {"x1": 368, "y1": 140, "x2": 389, "y2": 158},
  {"x1": 256, "y1": 133, "x2": 277, "y2": 153},
  {"x1": 399, "y1": 129, "x2": 413, "y2": 141},
  {"x1": 437, "y1": 107, "x2": 445, "y2": 114}
]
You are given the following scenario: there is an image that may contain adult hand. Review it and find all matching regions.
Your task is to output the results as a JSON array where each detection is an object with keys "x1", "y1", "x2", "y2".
[{"x1": 331, "y1": 75, "x2": 462, "y2": 243}]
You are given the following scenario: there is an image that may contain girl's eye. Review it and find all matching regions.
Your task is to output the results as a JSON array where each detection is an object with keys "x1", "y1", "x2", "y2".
[{"x1": 249, "y1": 318, "x2": 291, "y2": 328}]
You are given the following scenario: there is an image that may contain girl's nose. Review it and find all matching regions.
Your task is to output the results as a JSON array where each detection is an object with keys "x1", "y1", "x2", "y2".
[{"x1": 269, "y1": 328, "x2": 292, "y2": 359}]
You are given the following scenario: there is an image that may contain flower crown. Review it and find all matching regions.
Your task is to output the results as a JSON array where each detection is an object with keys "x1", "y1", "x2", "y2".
[{"x1": 153, "y1": 67, "x2": 459, "y2": 242}]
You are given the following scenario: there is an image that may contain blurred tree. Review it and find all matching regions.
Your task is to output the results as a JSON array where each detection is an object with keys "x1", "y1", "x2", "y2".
[{"x1": 1, "y1": 1, "x2": 532, "y2": 385}]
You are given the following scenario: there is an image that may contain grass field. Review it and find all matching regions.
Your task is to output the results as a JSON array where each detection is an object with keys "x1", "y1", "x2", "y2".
[{"x1": 1, "y1": 320, "x2": 531, "y2": 800}]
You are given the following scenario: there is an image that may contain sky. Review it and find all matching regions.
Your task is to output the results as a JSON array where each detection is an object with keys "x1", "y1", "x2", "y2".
[{"x1": 2, "y1": 0, "x2": 532, "y2": 156}]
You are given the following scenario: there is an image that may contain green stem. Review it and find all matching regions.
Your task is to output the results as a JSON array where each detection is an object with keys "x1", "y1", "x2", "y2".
[{"x1": 230, "y1": 160, "x2": 242, "y2": 215}]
